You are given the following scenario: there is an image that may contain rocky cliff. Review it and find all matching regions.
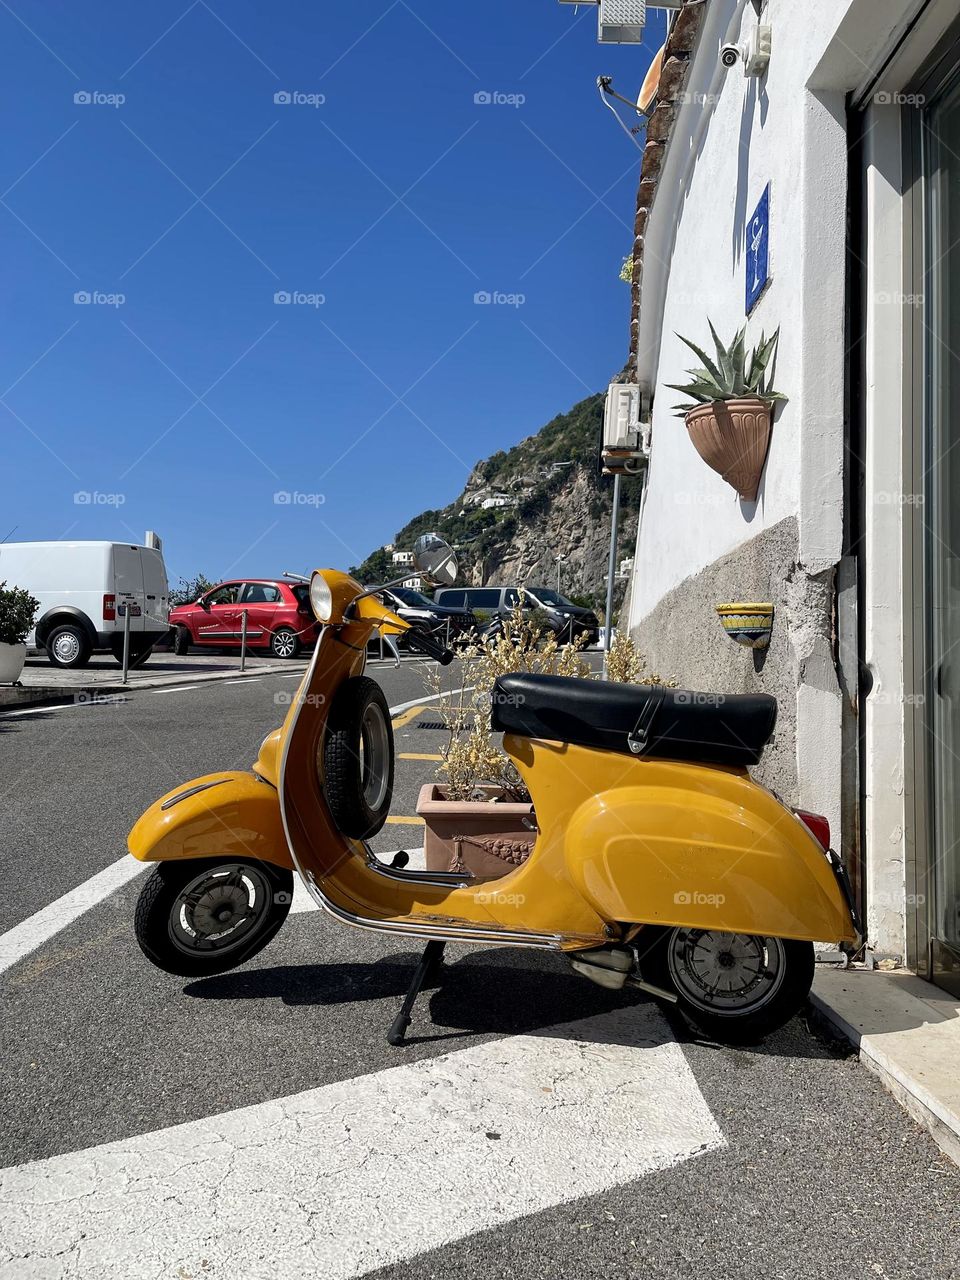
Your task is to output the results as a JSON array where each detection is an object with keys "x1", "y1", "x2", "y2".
[{"x1": 350, "y1": 393, "x2": 641, "y2": 614}]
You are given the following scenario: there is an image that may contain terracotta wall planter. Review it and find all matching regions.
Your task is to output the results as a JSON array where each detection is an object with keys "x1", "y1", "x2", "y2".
[
  {"x1": 684, "y1": 397, "x2": 773, "y2": 501},
  {"x1": 416, "y1": 783, "x2": 535, "y2": 878}
]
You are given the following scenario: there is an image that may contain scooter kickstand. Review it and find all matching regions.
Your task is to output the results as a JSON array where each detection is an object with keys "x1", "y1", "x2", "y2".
[{"x1": 388, "y1": 939, "x2": 446, "y2": 1046}]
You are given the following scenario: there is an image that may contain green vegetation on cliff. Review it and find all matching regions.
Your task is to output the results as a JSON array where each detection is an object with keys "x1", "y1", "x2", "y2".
[{"x1": 349, "y1": 392, "x2": 641, "y2": 601}]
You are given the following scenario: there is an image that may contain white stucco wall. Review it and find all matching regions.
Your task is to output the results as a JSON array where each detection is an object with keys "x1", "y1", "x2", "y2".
[
  {"x1": 622, "y1": 0, "x2": 947, "y2": 956},
  {"x1": 628, "y1": 0, "x2": 860, "y2": 626}
]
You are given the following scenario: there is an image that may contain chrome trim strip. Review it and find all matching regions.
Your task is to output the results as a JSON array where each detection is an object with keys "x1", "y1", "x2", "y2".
[{"x1": 160, "y1": 778, "x2": 230, "y2": 810}]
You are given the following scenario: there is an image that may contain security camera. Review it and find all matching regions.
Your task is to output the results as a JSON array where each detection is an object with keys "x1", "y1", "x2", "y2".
[{"x1": 720, "y1": 42, "x2": 742, "y2": 69}]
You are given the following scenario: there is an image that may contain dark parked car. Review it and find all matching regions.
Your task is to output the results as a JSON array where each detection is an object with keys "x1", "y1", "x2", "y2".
[
  {"x1": 433, "y1": 585, "x2": 599, "y2": 646},
  {"x1": 374, "y1": 586, "x2": 478, "y2": 650}
]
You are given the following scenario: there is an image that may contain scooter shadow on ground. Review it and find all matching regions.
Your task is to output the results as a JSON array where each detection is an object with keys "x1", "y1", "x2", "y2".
[{"x1": 183, "y1": 946, "x2": 840, "y2": 1059}]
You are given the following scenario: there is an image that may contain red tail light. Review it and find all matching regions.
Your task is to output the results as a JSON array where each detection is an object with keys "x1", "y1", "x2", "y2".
[
  {"x1": 795, "y1": 809, "x2": 830, "y2": 850},
  {"x1": 103, "y1": 593, "x2": 116, "y2": 621}
]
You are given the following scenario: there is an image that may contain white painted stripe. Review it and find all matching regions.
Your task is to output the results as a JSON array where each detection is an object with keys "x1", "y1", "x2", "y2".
[
  {"x1": 150, "y1": 683, "x2": 203, "y2": 694},
  {"x1": 0, "y1": 858, "x2": 149, "y2": 977},
  {"x1": 220, "y1": 678, "x2": 262, "y2": 685},
  {"x1": 0, "y1": 1006, "x2": 724, "y2": 1278},
  {"x1": 0, "y1": 700, "x2": 113, "y2": 719}
]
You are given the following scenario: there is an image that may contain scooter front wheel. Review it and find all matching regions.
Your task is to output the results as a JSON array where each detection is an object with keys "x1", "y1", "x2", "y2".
[
  {"x1": 643, "y1": 927, "x2": 815, "y2": 1043},
  {"x1": 134, "y1": 858, "x2": 293, "y2": 977}
]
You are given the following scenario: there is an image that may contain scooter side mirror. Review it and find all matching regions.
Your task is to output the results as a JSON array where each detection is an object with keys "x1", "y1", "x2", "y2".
[{"x1": 413, "y1": 533, "x2": 457, "y2": 587}]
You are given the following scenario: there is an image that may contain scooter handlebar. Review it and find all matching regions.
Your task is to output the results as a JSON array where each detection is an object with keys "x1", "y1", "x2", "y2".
[{"x1": 405, "y1": 629, "x2": 455, "y2": 665}]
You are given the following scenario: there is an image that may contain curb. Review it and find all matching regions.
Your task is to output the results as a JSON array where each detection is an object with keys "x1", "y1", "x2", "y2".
[{"x1": 811, "y1": 967, "x2": 960, "y2": 1168}]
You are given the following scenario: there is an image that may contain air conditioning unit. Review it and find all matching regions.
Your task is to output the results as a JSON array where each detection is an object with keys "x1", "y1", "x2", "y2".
[
  {"x1": 598, "y1": 0, "x2": 646, "y2": 43},
  {"x1": 556, "y1": 0, "x2": 647, "y2": 43},
  {"x1": 603, "y1": 382, "x2": 641, "y2": 451}
]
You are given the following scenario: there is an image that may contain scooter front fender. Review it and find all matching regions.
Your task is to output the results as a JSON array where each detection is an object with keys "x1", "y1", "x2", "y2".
[{"x1": 127, "y1": 772, "x2": 293, "y2": 871}]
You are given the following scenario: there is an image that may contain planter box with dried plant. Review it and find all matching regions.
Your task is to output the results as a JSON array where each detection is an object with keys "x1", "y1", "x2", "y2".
[{"x1": 416, "y1": 783, "x2": 535, "y2": 878}]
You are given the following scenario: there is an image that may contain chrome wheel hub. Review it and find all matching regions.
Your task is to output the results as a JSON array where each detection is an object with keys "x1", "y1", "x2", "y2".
[
  {"x1": 274, "y1": 631, "x2": 296, "y2": 657},
  {"x1": 667, "y1": 929, "x2": 786, "y2": 1017},
  {"x1": 53, "y1": 633, "x2": 80, "y2": 662},
  {"x1": 359, "y1": 701, "x2": 390, "y2": 811},
  {"x1": 168, "y1": 864, "x2": 271, "y2": 956}
]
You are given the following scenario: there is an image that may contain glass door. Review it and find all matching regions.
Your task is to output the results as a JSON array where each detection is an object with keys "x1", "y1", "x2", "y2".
[{"x1": 925, "y1": 77, "x2": 960, "y2": 992}]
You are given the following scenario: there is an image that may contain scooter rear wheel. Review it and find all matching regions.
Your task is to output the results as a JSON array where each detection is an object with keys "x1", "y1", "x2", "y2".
[
  {"x1": 642, "y1": 927, "x2": 815, "y2": 1043},
  {"x1": 134, "y1": 857, "x2": 293, "y2": 977}
]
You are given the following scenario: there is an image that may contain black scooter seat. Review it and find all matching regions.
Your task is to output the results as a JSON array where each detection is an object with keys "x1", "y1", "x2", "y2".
[{"x1": 491, "y1": 673, "x2": 776, "y2": 767}]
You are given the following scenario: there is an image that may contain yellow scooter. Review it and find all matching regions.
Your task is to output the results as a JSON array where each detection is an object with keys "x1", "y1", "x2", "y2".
[{"x1": 128, "y1": 534, "x2": 859, "y2": 1044}]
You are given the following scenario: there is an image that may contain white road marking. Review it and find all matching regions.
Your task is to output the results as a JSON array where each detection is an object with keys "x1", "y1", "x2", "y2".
[
  {"x1": 220, "y1": 677, "x2": 262, "y2": 685},
  {"x1": 0, "y1": 700, "x2": 111, "y2": 719},
  {"x1": 0, "y1": 858, "x2": 149, "y2": 977},
  {"x1": 150, "y1": 683, "x2": 203, "y2": 694},
  {"x1": 0, "y1": 1006, "x2": 724, "y2": 1279}
]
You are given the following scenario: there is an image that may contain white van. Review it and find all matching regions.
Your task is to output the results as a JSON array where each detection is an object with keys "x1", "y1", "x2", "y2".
[{"x1": 0, "y1": 541, "x2": 171, "y2": 668}]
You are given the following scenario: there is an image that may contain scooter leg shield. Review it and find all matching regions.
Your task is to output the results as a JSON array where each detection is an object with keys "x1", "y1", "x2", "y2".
[{"x1": 127, "y1": 771, "x2": 294, "y2": 871}]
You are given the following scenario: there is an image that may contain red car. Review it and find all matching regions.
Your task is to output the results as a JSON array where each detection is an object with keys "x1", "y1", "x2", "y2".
[{"x1": 169, "y1": 578, "x2": 319, "y2": 659}]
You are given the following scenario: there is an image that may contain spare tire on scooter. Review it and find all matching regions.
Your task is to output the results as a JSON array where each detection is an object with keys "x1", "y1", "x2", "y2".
[{"x1": 323, "y1": 676, "x2": 395, "y2": 839}]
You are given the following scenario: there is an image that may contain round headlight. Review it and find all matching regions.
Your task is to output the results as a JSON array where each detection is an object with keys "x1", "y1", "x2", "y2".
[{"x1": 309, "y1": 572, "x2": 333, "y2": 622}]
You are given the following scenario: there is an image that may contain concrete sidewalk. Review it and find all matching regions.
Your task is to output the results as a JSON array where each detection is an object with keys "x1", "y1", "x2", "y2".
[{"x1": 812, "y1": 966, "x2": 960, "y2": 1167}]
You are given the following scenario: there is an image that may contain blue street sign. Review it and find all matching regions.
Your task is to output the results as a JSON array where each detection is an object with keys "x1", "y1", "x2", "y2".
[{"x1": 746, "y1": 184, "x2": 770, "y2": 314}]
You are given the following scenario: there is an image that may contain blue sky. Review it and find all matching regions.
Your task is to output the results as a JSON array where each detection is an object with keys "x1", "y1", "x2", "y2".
[{"x1": 1, "y1": 1, "x2": 661, "y2": 585}]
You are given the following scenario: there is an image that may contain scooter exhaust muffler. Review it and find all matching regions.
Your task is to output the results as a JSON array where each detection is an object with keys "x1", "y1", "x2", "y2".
[{"x1": 568, "y1": 946, "x2": 678, "y2": 1002}]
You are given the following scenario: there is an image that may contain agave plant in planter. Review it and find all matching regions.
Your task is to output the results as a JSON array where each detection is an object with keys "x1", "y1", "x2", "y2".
[
  {"x1": 0, "y1": 582, "x2": 39, "y2": 684},
  {"x1": 669, "y1": 323, "x2": 786, "y2": 501}
]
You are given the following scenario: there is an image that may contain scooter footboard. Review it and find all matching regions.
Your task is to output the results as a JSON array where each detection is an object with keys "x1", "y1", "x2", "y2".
[
  {"x1": 127, "y1": 772, "x2": 293, "y2": 871},
  {"x1": 565, "y1": 776, "x2": 858, "y2": 945}
]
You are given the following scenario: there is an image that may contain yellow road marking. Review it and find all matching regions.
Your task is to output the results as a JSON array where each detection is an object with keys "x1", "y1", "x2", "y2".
[
  {"x1": 391, "y1": 705, "x2": 425, "y2": 729},
  {"x1": 384, "y1": 816, "x2": 425, "y2": 825},
  {"x1": 398, "y1": 752, "x2": 443, "y2": 761}
]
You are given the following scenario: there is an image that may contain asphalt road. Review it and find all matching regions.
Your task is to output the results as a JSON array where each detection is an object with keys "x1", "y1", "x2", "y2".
[{"x1": 1, "y1": 655, "x2": 959, "y2": 1279}]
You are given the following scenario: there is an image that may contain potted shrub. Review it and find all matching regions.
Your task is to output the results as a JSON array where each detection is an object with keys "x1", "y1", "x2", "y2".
[
  {"x1": 417, "y1": 606, "x2": 666, "y2": 878},
  {"x1": 0, "y1": 582, "x2": 39, "y2": 684},
  {"x1": 669, "y1": 323, "x2": 786, "y2": 501}
]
